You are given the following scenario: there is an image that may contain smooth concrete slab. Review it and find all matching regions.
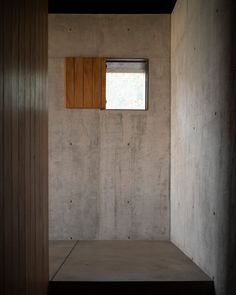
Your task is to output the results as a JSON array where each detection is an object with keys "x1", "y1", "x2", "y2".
[
  {"x1": 49, "y1": 240, "x2": 77, "y2": 280},
  {"x1": 51, "y1": 241, "x2": 211, "y2": 282}
]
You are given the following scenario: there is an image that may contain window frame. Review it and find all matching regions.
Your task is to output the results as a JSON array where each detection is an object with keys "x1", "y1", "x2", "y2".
[{"x1": 105, "y1": 58, "x2": 149, "y2": 111}]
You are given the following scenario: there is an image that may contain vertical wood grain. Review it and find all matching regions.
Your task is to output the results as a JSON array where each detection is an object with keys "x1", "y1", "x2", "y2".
[
  {"x1": 0, "y1": 0, "x2": 48, "y2": 294},
  {"x1": 83, "y1": 58, "x2": 94, "y2": 108},
  {"x1": 64, "y1": 57, "x2": 75, "y2": 108},
  {"x1": 101, "y1": 58, "x2": 106, "y2": 109},
  {"x1": 24, "y1": 0, "x2": 31, "y2": 291},
  {"x1": 3, "y1": 2, "x2": 15, "y2": 292},
  {"x1": 74, "y1": 57, "x2": 84, "y2": 108},
  {"x1": 64, "y1": 57, "x2": 106, "y2": 109},
  {"x1": 93, "y1": 58, "x2": 102, "y2": 108},
  {"x1": 11, "y1": 2, "x2": 20, "y2": 293}
]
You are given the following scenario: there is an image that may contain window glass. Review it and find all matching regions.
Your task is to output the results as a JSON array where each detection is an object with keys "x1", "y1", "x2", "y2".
[{"x1": 106, "y1": 60, "x2": 148, "y2": 110}]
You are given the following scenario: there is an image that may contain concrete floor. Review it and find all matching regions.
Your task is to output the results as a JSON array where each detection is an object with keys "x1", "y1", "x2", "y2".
[{"x1": 49, "y1": 241, "x2": 211, "y2": 282}]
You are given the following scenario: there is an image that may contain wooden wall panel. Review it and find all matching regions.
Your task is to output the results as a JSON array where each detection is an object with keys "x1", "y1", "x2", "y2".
[
  {"x1": 18, "y1": 2, "x2": 26, "y2": 293},
  {"x1": 83, "y1": 58, "x2": 94, "y2": 108},
  {"x1": 93, "y1": 58, "x2": 102, "y2": 108},
  {"x1": 0, "y1": 0, "x2": 48, "y2": 294},
  {"x1": 64, "y1": 57, "x2": 106, "y2": 108},
  {"x1": 101, "y1": 58, "x2": 106, "y2": 110},
  {"x1": 74, "y1": 58, "x2": 84, "y2": 108}
]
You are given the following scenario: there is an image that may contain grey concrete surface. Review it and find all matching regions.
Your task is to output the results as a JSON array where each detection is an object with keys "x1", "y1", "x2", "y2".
[
  {"x1": 171, "y1": 1, "x2": 235, "y2": 294},
  {"x1": 50, "y1": 240, "x2": 211, "y2": 282},
  {"x1": 48, "y1": 14, "x2": 170, "y2": 240},
  {"x1": 49, "y1": 240, "x2": 77, "y2": 280}
]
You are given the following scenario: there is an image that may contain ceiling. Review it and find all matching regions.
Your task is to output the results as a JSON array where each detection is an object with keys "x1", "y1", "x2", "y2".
[{"x1": 48, "y1": 0, "x2": 177, "y2": 14}]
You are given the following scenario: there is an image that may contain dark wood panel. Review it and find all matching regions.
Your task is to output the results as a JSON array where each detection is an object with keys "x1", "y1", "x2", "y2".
[
  {"x1": 1, "y1": 0, "x2": 48, "y2": 294},
  {"x1": 18, "y1": 1, "x2": 26, "y2": 293},
  {"x1": 3, "y1": 2, "x2": 17, "y2": 293}
]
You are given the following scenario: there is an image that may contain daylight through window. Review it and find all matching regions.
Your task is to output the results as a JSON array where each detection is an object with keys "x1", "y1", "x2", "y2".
[{"x1": 106, "y1": 59, "x2": 148, "y2": 110}]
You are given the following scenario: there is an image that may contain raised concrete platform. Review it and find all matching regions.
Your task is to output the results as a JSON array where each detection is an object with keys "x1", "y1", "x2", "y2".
[{"x1": 49, "y1": 240, "x2": 214, "y2": 295}]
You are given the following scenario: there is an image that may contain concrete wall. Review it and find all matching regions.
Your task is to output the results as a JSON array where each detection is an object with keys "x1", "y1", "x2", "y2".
[
  {"x1": 171, "y1": 0, "x2": 236, "y2": 294},
  {"x1": 49, "y1": 14, "x2": 170, "y2": 240}
]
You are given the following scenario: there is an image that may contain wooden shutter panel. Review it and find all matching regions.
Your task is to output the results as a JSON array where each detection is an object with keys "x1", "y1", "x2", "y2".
[
  {"x1": 100, "y1": 58, "x2": 106, "y2": 109},
  {"x1": 83, "y1": 58, "x2": 94, "y2": 108},
  {"x1": 74, "y1": 58, "x2": 84, "y2": 108},
  {"x1": 64, "y1": 57, "x2": 106, "y2": 109},
  {"x1": 93, "y1": 58, "x2": 102, "y2": 108}
]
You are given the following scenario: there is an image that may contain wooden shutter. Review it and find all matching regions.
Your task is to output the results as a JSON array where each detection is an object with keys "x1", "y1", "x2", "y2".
[{"x1": 64, "y1": 57, "x2": 106, "y2": 109}]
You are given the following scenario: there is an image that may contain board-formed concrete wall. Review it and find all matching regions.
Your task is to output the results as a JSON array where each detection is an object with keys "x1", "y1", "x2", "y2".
[
  {"x1": 49, "y1": 14, "x2": 170, "y2": 240},
  {"x1": 171, "y1": 0, "x2": 236, "y2": 294}
]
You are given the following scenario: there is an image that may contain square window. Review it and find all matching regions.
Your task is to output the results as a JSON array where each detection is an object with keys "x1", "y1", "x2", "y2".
[{"x1": 106, "y1": 59, "x2": 148, "y2": 110}]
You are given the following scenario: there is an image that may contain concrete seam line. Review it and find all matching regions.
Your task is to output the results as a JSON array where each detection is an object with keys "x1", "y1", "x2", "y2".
[{"x1": 51, "y1": 240, "x2": 79, "y2": 281}]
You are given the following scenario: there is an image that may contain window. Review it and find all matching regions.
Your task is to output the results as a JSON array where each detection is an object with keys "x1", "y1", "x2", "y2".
[
  {"x1": 106, "y1": 59, "x2": 148, "y2": 110},
  {"x1": 64, "y1": 57, "x2": 148, "y2": 110}
]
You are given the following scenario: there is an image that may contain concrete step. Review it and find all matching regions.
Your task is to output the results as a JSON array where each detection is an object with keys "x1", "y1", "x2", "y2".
[{"x1": 49, "y1": 240, "x2": 214, "y2": 295}]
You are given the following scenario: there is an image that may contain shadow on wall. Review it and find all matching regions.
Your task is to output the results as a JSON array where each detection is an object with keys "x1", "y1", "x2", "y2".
[{"x1": 226, "y1": 1, "x2": 236, "y2": 293}]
